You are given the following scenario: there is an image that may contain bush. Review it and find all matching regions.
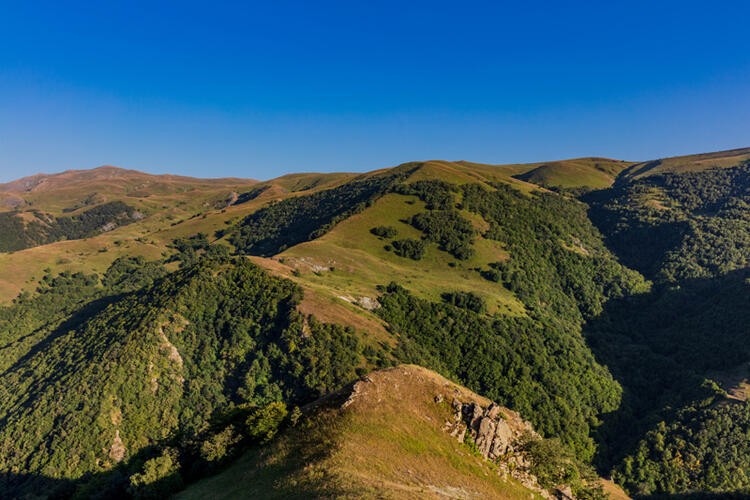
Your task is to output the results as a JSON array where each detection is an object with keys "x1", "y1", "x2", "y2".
[
  {"x1": 128, "y1": 449, "x2": 183, "y2": 499},
  {"x1": 370, "y1": 225, "x2": 398, "y2": 238},
  {"x1": 390, "y1": 239, "x2": 425, "y2": 260},
  {"x1": 441, "y1": 291, "x2": 486, "y2": 313}
]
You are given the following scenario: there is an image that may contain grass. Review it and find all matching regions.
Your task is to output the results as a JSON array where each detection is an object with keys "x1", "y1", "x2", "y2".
[
  {"x1": 177, "y1": 365, "x2": 544, "y2": 499},
  {"x1": 511, "y1": 158, "x2": 633, "y2": 189},
  {"x1": 276, "y1": 192, "x2": 525, "y2": 316},
  {"x1": 620, "y1": 146, "x2": 750, "y2": 181}
]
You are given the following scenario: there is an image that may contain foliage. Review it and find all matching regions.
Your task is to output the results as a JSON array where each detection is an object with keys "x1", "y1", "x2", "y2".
[
  {"x1": 378, "y1": 283, "x2": 621, "y2": 460},
  {"x1": 198, "y1": 426, "x2": 241, "y2": 463},
  {"x1": 390, "y1": 238, "x2": 425, "y2": 260},
  {"x1": 0, "y1": 201, "x2": 141, "y2": 252},
  {"x1": 462, "y1": 182, "x2": 647, "y2": 321},
  {"x1": 518, "y1": 433, "x2": 607, "y2": 499},
  {"x1": 395, "y1": 179, "x2": 457, "y2": 210},
  {"x1": 615, "y1": 403, "x2": 750, "y2": 497},
  {"x1": 230, "y1": 171, "x2": 411, "y2": 256},
  {"x1": 245, "y1": 402, "x2": 289, "y2": 444},
  {"x1": 0, "y1": 254, "x2": 368, "y2": 498},
  {"x1": 370, "y1": 225, "x2": 398, "y2": 238},
  {"x1": 587, "y1": 161, "x2": 750, "y2": 282},
  {"x1": 128, "y1": 449, "x2": 183, "y2": 499},
  {"x1": 441, "y1": 291, "x2": 486, "y2": 313},
  {"x1": 409, "y1": 210, "x2": 476, "y2": 260}
]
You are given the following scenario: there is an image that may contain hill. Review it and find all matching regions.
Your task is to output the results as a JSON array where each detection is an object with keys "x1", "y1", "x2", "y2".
[
  {"x1": 178, "y1": 365, "x2": 613, "y2": 499},
  {"x1": 0, "y1": 147, "x2": 749, "y2": 498},
  {"x1": 508, "y1": 158, "x2": 633, "y2": 190},
  {"x1": 617, "y1": 147, "x2": 750, "y2": 182}
]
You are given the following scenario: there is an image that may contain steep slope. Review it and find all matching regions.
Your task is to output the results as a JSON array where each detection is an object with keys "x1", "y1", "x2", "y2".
[
  {"x1": 0, "y1": 255, "x2": 370, "y2": 498},
  {"x1": 227, "y1": 162, "x2": 647, "y2": 461},
  {"x1": 581, "y1": 149, "x2": 750, "y2": 496},
  {"x1": 177, "y1": 365, "x2": 613, "y2": 499}
]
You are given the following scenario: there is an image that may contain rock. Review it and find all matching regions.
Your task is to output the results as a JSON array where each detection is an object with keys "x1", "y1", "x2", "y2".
[
  {"x1": 463, "y1": 402, "x2": 483, "y2": 430},
  {"x1": 486, "y1": 402, "x2": 501, "y2": 420},
  {"x1": 489, "y1": 419, "x2": 513, "y2": 459},
  {"x1": 434, "y1": 394, "x2": 444, "y2": 403},
  {"x1": 555, "y1": 486, "x2": 575, "y2": 499},
  {"x1": 475, "y1": 416, "x2": 496, "y2": 456}
]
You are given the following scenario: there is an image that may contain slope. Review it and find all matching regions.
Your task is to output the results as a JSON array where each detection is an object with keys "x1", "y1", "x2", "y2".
[
  {"x1": 177, "y1": 365, "x2": 612, "y2": 499},
  {"x1": 0, "y1": 254, "x2": 371, "y2": 498}
]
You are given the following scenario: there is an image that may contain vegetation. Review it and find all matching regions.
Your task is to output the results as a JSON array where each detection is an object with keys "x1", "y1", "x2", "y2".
[
  {"x1": 230, "y1": 171, "x2": 411, "y2": 256},
  {"x1": 3, "y1": 153, "x2": 750, "y2": 498},
  {"x1": 440, "y1": 290, "x2": 486, "y2": 313},
  {"x1": 369, "y1": 225, "x2": 398, "y2": 238},
  {"x1": 409, "y1": 209, "x2": 475, "y2": 260},
  {"x1": 389, "y1": 238, "x2": 425, "y2": 260},
  {"x1": 615, "y1": 402, "x2": 750, "y2": 497},
  {"x1": 0, "y1": 201, "x2": 141, "y2": 252},
  {"x1": 378, "y1": 283, "x2": 621, "y2": 460},
  {"x1": 587, "y1": 161, "x2": 750, "y2": 282},
  {"x1": 0, "y1": 253, "x2": 370, "y2": 497}
]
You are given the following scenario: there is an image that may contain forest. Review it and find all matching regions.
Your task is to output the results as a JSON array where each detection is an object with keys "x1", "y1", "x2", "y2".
[{"x1": 0, "y1": 201, "x2": 141, "y2": 252}]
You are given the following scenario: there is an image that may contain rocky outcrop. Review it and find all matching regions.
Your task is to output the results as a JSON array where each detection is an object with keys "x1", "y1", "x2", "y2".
[{"x1": 443, "y1": 396, "x2": 572, "y2": 500}]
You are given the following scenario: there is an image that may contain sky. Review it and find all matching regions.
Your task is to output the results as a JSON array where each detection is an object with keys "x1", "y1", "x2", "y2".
[{"x1": 1, "y1": 0, "x2": 749, "y2": 182}]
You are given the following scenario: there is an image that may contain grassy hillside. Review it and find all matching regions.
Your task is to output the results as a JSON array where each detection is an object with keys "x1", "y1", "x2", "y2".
[
  {"x1": 178, "y1": 365, "x2": 593, "y2": 499},
  {"x1": 511, "y1": 158, "x2": 633, "y2": 190},
  {"x1": 617, "y1": 147, "x2": 750, "y2": 182}
]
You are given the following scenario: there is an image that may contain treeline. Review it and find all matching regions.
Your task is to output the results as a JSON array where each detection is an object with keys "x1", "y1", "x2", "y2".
[
  {"x1": 0, "y1": 201, "x2": 141, "y2": 252},
  {"x1": 614, "y1": 401, "x2": 750, "y2": 496},
  {"x1": 378, "y1": 283, "x2": 621, "y2": 461},
  {"x1": 581, "y1": 162, "x2": 750, "y2": 496}
]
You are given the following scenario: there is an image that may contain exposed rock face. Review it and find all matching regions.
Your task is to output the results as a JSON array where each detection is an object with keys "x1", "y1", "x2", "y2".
[
  {"x1": 443, "y1": 397, "x2": 571, "y2": 500},
  {"x1": 447, "y1": 399, "x2": 533, "y2": 463}
]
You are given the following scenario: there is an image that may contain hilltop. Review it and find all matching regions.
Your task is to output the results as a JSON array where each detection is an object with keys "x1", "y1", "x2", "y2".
[{"x1": 178, "y1": 365, "x2": 621, "y2": 499}]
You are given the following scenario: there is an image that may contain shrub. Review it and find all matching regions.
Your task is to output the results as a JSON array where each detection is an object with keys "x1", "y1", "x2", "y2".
[
  {"x1": 370, "y1": 225, "x2": 398, "y2": 238},
  {"x1": 391, "y1": 239, "x2": 425, "y2": 260}
]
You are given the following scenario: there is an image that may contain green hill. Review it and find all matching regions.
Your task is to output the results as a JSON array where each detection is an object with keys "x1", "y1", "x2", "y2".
[{"x1": 1, "y1": 147, "x2": 749, "y2": 498}]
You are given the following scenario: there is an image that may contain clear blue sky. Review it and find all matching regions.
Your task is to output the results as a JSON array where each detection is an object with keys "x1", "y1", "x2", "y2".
[{"x1": 1, "y1": 1, "x2": 749, "y2": 182}]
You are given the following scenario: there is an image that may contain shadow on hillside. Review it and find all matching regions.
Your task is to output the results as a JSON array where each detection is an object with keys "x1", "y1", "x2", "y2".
[
  {"x1": 0, "y1": 443, "x2": 184, "y2": 499},
  {"x1": 583, "y1": 269, "x2": 750, "y2": 468},
  {"x1": 582, "y1": 187, "x2": 690, "y2": 279},
  {"x1": 0, "y1": 293, "x2": 126, "y2": 380}
]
